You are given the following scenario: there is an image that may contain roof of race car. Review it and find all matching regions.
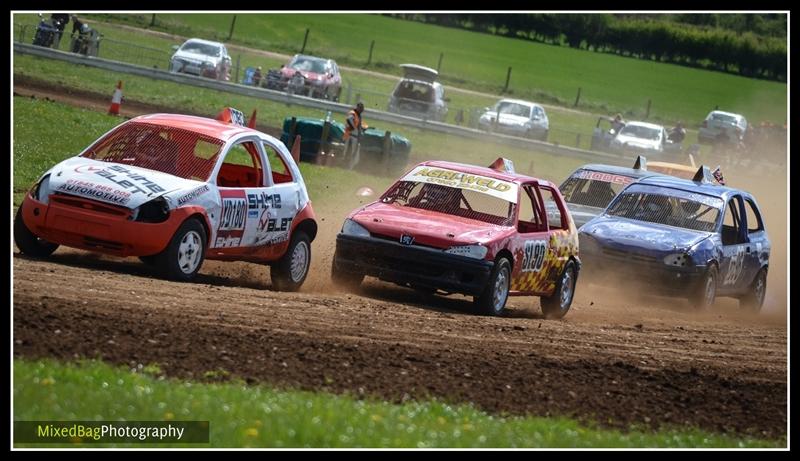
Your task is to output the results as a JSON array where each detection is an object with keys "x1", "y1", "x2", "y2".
[
  {"x1": 416, "y1": 160, "x2": 555, "y2": 187},
  {"x1": 575, "y1": 163, "x2": 664, "y2": 180},
  {"x1": 634, "y1": 175, "x2": 743, "y2": 200},
  {"x1": 128, "y1": 113, "x2": 257, "y2": 141}
]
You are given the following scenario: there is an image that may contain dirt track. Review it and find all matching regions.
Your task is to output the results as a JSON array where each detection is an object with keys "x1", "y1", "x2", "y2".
[{"x1": 12, "y1": 80, "x2": 788, "y2": 439}]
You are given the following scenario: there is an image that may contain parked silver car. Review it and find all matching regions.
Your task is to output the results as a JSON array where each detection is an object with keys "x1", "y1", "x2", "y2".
[
  {"x1": 169, "y1": 38, "x2": 232, "y2": 81},
  {"x1": 610, "y1": 121, "x2": 668, "y2": 155},
  {"x1": 387, "y1": 64, "x2": 448, "y2": 122},
  {"x1": 698, "y1": 110, "x2": 748, "y2": 144},
  {"x1": 479, "y1": 99, "x2": 549, "y2": 141}
]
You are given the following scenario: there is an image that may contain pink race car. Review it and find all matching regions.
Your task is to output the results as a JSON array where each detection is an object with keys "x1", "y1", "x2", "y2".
[{"x1": 332, "y1": 158, "x2": 581, "y2": 318}]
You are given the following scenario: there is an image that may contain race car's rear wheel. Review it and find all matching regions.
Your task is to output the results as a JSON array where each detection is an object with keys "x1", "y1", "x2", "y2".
[
  {"x1": 541, "y1": 260, "x2": 577, "y2": 319},
  {"x1": 272, "y1": 231, "x2": 311, "y2": 292},
  {"x1": 14, "y1": 206, "x2": 58, "y2": 258},
  {"x1": 330, "y1": 257, "x2": 364, "y2": 291},
  {"x1": 156, "y1": 218, "x2": 206, "y2": 282},
  {"x1": 739, "y1": 267, "x2": 767, "y2": 312},
  {"x1": 474, "y1": 257, "x2": 511, "y2": 316},
  {"x1": 691, "y1": 265, "x2": 718, "y2": 310}
]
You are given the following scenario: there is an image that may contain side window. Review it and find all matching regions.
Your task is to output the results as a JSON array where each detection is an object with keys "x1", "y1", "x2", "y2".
[
  {"x1": 517, "y1": 186, "x2": 545, "y2": 234},
  {"x1": 540, "y1": 186, "x2": 566, "y2": 230},
  {"x1": 721, "y1": 198, "x2": 746, "y2": 245},
  {"x1": 217, "y1": 140, "x2": 263, "y2": 188},
  {"x1": 743, "y1": 199, "x2": 764, "y2": 233},
  {"x1": 262, "y1": 142, "x2": 294, "y2": 184}
]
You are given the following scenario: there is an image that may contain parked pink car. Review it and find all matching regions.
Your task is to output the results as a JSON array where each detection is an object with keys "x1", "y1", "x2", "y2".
[{"x1": 276, "y1": 54, "x2": 342, "y2": 101}]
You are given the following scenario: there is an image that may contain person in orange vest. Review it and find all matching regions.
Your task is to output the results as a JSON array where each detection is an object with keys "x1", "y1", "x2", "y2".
[{"x1": 342, "y1": 102, "x2": 367, "y2": 170}]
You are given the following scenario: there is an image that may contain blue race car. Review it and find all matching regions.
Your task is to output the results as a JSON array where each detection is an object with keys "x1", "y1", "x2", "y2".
[{"x1": 579, "y1": 166, "x2": 770, "y2": 311}]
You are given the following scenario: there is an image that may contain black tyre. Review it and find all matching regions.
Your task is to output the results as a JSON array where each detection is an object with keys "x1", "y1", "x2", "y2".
[
  {"x1": 690, "y1": 265, "x2": 718, "y2": 310},
  {"x1": 541, "y1": 260, "x2": 577, "y2": 319},
  {"x1": 154, "y1": 218, "x2": 206, "y2": 282},
  {"x1": 14, "y1": 206, "x2": 58, "y2": 258},
  {"x1": 739, "y1": 267, "x2": 767, "y2": 312},
  {"x1": 272, "y1": 231, "x2": 311, "y2": 292},
  {"x1": 473, "y1": 257, "x2": 512, "y2": 316},
  {"x1": 333, "y1": 87, "x2": 342, "y2": 102},
  {"x1": 330, "y1": 256, "x2": 363, "y2": 291}
]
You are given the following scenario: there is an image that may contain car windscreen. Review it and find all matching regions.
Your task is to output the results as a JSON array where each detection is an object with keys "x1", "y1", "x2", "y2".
[
  {"x1": 496, "y1": 102, "x2": 532, "y2": 118},
  {"x1": 290, "y1": 56, "x2": 328, "y2": 74},
  {"x1": 606, "y1": 190, "x2": 722, "y2": 232},
  {"x1": 181, "y1": 42, "x2": 221, "y2": 57},
  {"x1": 711, "y1": 113, "x2": 737, "y2": 124},
  {"x1": 560, "y1": 170, "x2": 635, "y2": 208},
  {"x1": 81, "y1": 121, "x2": 224, "y2": 182},
  {"x1": 619, "y1": 125, "x2": 661, "y2": 141},
  {"x1": 394, "y1": 81, "x2": 435, "y2": 102},
  {"x1": 380, "y1": 181, "x2": 516, "y2": 227}
]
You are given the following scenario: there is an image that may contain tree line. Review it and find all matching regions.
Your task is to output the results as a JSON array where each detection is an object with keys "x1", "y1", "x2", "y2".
[{"x1": 386, "y1": 14, "x2": 786, "y2": 81}]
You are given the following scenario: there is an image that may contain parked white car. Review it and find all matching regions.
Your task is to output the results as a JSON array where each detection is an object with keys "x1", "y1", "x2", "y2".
[
  {"x1": 698, "y1": 110, "x2": 748, "y2": 144},
  {"x1": 169, "y1": 38, "x2": 232, "y2": 81},
  {"x1": 610, "y1": 121, "x2": 668, "y2": 154},
  {"x1": 479, "y1": 99, "x2": 549, "y2": 141}
]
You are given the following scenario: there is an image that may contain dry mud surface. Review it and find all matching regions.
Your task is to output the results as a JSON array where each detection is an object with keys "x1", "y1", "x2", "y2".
[{"x1": 13, "y1": 78, "x2": 788, "y2": 439}]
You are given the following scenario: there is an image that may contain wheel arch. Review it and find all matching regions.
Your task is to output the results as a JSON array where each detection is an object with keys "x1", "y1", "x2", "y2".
[{"x1": 293, "y1": 218, "x2": 318, "y2": 242}]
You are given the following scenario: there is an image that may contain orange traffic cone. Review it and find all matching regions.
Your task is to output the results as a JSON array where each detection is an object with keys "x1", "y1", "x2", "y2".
[{"x1": 108, "y1": 80, "x2": 123, "y2": 115}]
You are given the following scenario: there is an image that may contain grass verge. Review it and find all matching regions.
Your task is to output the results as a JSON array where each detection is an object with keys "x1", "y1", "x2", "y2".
[{"x1": 13, "y1": 358, "x2": 783, "y2": 448}]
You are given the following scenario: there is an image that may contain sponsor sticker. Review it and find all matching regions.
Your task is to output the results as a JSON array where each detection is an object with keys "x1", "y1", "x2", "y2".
[
  {"x1": 402, "y1": 166, "x2": 518, "y2": 203},
  {"x1": 176, "y1": 185, "x2": 210, "y2": 205},
  {"x1": 574, "y1": 170, "x2": 635, "y2": 185}
]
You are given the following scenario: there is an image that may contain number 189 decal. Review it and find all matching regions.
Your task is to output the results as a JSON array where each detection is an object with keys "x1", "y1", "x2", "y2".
[{"x1": 522, "y1": 240, "x2": 547, "y2": 272}]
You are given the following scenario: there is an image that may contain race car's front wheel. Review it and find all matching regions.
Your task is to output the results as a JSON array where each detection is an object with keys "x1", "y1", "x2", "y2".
[
  {"x1": 272, "y1": 231, "x2": 311, "y2": 292},
  {"x1": 474, "y1": 257, "x2": 511, "y2": 316},
  {"x1": 14, "y1": 206, "x2": 59, "y2": 258},
  {"x1": 330, "y1": 257, "x2": 363, "y2": 291},
  {"x1": 691, "y1": 265, "x2": 718, "y2": 310},
  {"x1": 156, "y1": 218, "x2": 206, "y2": 282},
  {"x1": 739, "y1": 267, "x2": 767, "y2": 312},
  {"x1": 541, "y1": 260, "x2": 577, "y2": 319}
]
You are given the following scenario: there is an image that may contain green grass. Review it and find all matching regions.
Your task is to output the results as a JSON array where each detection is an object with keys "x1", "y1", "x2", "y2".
[
  {"x1": 13, "y1": 55, "x2": 588, "y2": 187},
  {"x1": 57, "y1": 12, "x2": 787, "y2": 125},
  {"x1": 13, "y1": 358, "x2": 783, "y2": 448}
]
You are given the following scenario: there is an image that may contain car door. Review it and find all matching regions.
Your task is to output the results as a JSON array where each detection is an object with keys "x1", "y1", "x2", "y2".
[
  {"x1": 740, "y1": 196, "x2": 769, "y2": 290},
  {"x1": 510, "y1": 183, "x2": 553, "y2": 295},
  {"x1": 718, "y1": 194, "x2": 750, "y2": 294},
  {"x1": 251, "y1": 138, "x2": 301, "y2": 248},
  {"x1": 211, "y1": 136, "x2": 271, "y2": 249}
]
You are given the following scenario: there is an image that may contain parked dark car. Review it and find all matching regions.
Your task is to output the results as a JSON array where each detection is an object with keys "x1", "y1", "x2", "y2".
[{"x1": 387, "y1": 64, "x2": 448, "y2": 122}]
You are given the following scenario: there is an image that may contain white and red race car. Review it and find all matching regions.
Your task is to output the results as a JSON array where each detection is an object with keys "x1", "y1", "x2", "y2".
[{"x1": 14, "y1": 108, "x2": 317, "y2": 290}]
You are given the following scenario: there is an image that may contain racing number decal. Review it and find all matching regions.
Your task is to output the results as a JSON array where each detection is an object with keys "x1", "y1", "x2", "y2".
[
  {"x1": 219, "y1": 197, "x2": 246, "y2": 230},
  {"x1": 723, "y1": 246, "x2": 746, "y2": 286},
  {"x1": 521, "y1": 240, "x2": 547, "y2": 272},
  {"x1": 216, "y1": 190, "x2": 247, "y2": 248}
]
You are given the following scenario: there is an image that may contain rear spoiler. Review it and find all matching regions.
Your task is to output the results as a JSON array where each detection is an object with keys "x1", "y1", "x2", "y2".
[
  {"x1": 488, "y1": 157, "x2": 516, "y2": 173},
  {"x1": 633, "y1": 155, "x2": 647, "y2": 170},
  {"x1": 215, "y1": 107, "x2": 257, "y2": 128},
  {"x1": 692, "y1": 165, "x2": 715, "y2": 184}
]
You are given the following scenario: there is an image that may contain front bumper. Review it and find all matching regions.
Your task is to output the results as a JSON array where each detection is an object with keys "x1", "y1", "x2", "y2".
[
  {"x1": 333, "y1": 234, "x2": 494, "y2": 296},
  {"x1": 581, "y1": 245, "x2": 705, "y2": 295},
  {"x1": 20, "y1": 194, "x2": 193, "y2": 257}
]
